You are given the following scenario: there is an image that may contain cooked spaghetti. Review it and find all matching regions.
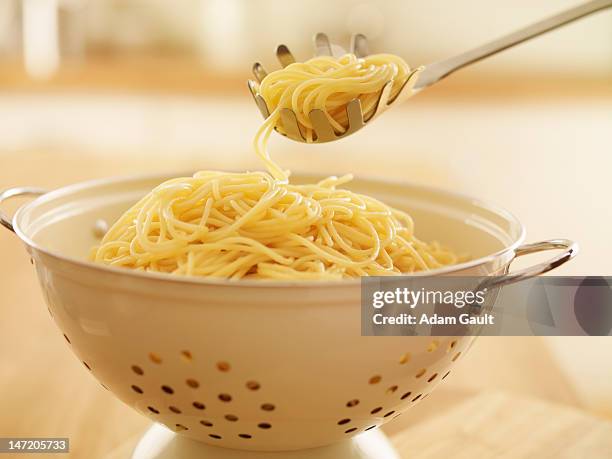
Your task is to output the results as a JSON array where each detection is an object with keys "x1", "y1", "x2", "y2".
[
  {"x1": 254, "y1": 53, "x2": 412, "y2": 180},
  {"x1": 91, "y1": 53, "x2": 459, "y2": 279}
]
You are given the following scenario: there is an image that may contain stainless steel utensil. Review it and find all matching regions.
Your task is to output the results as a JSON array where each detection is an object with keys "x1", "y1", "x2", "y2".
[{"x1": 248, "y1": 0, "x2": 612, "y2": 143}]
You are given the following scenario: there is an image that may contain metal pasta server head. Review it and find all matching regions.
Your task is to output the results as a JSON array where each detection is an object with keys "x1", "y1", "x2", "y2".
[
  {"x1": 247, "y1": 0, "x2": 612, "y2": 143},
  {"x1": 247, "y1": 33, "x2": 422, "y2": 144}
]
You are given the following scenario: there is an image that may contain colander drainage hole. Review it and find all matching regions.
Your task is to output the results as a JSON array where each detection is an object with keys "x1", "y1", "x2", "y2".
[
  {"x1": 217, "y1": 361, "x2": 231, "y2": 372},
  {"x1": 442, "y1": 371, "x2": 451, "y2": 380},
  {"x1": 148, "y1": 406, "x2": 159, "y2": 414},
  {"x1": 257, "y1": 423, "x2": 271, "y2": 430},
  {"x1": 399, "y1": 353, "x2": 410, "y2": 364},
  {"x1": 200, "y1": 420, "x2": 213, "y2": 427},
  {"x1": 452, "y1": 351, "x2": 462, "y2": 362},
  {"x1": 82, "y1": 361, "x2": 91, "y2": 371},
  {"x1": 246, "y1": 381, "x2": 260, "y2": 391},
  {"x1": 225, "y1": 414, "x2": 238, "y2": 422},
  {"x1": 428, "y1": 373, "x2": 438, "y2": 383},
  {"x1": 415, "y1": 368, "x2": 426, "y2": 378},
  {"x1": 337, "y1": 418, "x2": 351, "y2": 425},
  {"x1": 400, "y1": 392, "x2": 412, "y2": 400},
  {"x1": 218, "y1": 393, "x2": 232, "y2": 402},
  {"x1": 368, "y1": 375, "x2": 382, "y2": 385},
  {"x1": 149, "y1": 352, "x2": 162, "y2": 364},
  {"x1": 169, "y1": 406, "x2": 181, "y2": 414},
  {"x1": 238, "y1": 434, "x2": 252, "y2": 439},
  {"x1": 209, "y1": 434, "x2": 222, "y2": 440},
  {"x1": 365, "y1": 425, "x2": 377, "y2": 431},
  {"x1": 345, "y1": 428, "x2": 357, "y2": 434},
  {"x1": 193, "y1": 401, "x2": 205, "y2": 410},
  {"x1": 181, "y1": 350, "x2": 193, "y2": 362},
  {"x1": 346, "y1": 399, "x2": 359, "y2": 408},
  {"x1": 63, "y1": 334, "x2": 71, "y2": 344},
  {"x1": 175, "y1": 424, "x2": 188, "y2": 431},
  {"x1": 186, "y1": 378, "x2": 199, "y2": 389},
  {"x1": 131, "y1": 385, "x2": 143, "y2": 394},
  {"x1": 370, "y1": 407, "x2": 382, "y2": 414},
  {"x1": 427, "y1": 340, "x2": 439, "y2": 352},
  {"x1": 161, "y1": 385, "x2": 174, "y2": 394},
  {"x1": 131, "y1": 365, "x2": 144, "y2": 376},
  {"x1": 386, "y1": 385, "x2": 398, "y2": 395},
  {"x1": 412, "y1": 394, "x2": 422, "y2": 402},
  {"x1": 261, "y1": 403, "x2": 275, "y2": 411},
  {"x1": 448, "y1": 340, "x2": 457, "y2": 352},
  {"x1": 384, "y1": 411, "x2": 395, "y2": 418}
]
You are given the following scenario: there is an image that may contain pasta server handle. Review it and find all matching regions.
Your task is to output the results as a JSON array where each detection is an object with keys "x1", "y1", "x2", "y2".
[{"x1": 414, "y1": 0, "x2": 612, "y2": 90}]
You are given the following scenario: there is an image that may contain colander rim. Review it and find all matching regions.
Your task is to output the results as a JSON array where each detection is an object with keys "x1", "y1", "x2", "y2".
[{"x1": 13, "y1": 170, "x2": 526, "y2": 289}]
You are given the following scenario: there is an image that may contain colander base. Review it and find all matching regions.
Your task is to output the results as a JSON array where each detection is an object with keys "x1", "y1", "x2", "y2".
[{"x1": 129, "y1": 424, "x2": 400, "y2": 459}]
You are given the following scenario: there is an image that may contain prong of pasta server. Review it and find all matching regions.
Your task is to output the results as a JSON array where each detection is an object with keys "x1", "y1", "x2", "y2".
[
  {"x1": 247, "y1": 80, "x2": 270, "y2": 118},
  {"x1": 350, "y1": 33, "x2": 369, "y2": 58},
  {"x1": 276, "y1": 44, "x2": 296, "y2": 68},
  {"x1": 378, "y1": 80, "x2": 394, "y2": 108},
  {"x1": 309, "y1": 109, "x2": 337, "y2": 142},
  {"x1": 279, "y1": 109, "x2": 306, "y2": 141},
  {"x1": 247, "y1": 79, "x2": 258, "y2": 98},
  {"x1": 369, "y1": 80, "x2": 394, "y2": 120},
  {"x1": 252, "y1": 62, "x2": 268, "y2": 83},
  {"x1": 345, "y1": 99, "x2": 364, "y2": 134},
  {"x1": 253, "y1": 92, "x2": 270, "y2": 119},
  {"x1": 389, "y1": 67, "x2": 424, "y2": 104},
  {"x1": 314, "y1": 32, "x2": 332, "y2": 56}
]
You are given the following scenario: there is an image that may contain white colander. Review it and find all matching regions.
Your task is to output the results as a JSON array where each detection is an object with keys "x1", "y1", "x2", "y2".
[{"x1": 0, "y1": 173, "x2": 576, "y2": 458}]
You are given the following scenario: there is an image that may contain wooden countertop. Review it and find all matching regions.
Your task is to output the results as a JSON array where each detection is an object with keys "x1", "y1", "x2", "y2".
[
  {"x1": 392, "y1": 392, "x2": 612, "y2": 458},
  {"x1": 0, "y1": 152, "x2": 603, "y2": 458}
]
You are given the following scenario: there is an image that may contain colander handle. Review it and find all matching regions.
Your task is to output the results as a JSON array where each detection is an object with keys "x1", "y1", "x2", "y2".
[
  {"x1": 0, "y1": 187, "x2": 47, "y2": 233},
  {"x1": 485, "y1": 239, "x2": 578, "y2": 291}
]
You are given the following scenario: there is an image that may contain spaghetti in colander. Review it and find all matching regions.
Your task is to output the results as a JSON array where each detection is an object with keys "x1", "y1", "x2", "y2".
[{"x1": 91, "y1": 53, "x2": 459, "y2": 279}]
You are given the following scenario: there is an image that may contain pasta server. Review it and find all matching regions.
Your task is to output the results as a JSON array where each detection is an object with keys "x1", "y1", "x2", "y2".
[{"x1": 247, "y1": 0, "x2": 612, "y2": 143}]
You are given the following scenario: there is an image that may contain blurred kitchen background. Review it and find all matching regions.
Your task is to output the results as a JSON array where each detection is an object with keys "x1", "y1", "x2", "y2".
[
  {"x1": 0, "y1": 0, "x2": 611, "y2": 452},
  {"x1": 0, "y1": 0, "x2": 610, "y2": 167}
]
